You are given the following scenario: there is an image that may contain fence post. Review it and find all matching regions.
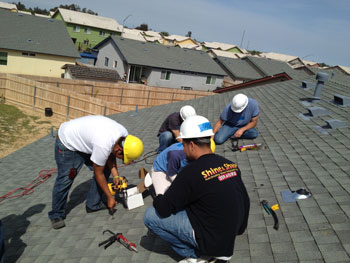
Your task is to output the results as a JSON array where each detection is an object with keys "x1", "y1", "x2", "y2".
[
  {"x1": 66, "y1": 95, "x2": 70, "y2": 119},
  {"x1": 120, "y1": 87, "x2": 124, "y2": 104},
  {"x1": 103, "y1": 105, "x2": 107, "y2": 116},
  {"x1": 56, "y1": 82, "x2": 59, "y2": 88},
  {"x1": 91, "y1": 85, "x2": 94, "y2": 97},
  {"x1": 171, "y1": 92, "x2": 175, "y2": 102},
  {"x1": 33, "y1": 86, "x2": 36, "y2": 107},
  {"x1": 146, "y1": 90, "x2": 151, "y2": 106}
]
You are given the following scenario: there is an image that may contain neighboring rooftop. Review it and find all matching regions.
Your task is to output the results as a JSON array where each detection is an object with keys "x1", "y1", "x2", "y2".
[
  {"x1": 0, "y1": 9, "x2": 80, "y2": 58},
  {"x1": 62, "y1": 64, "x2": 121, "y2": 82},
  {"x1": 0, "y1": 1, "x2": 17, "y2": 10},
  {"x1": 1, "y1": 70, "x2": 349, "y2": 262},
  {"x1": 95, "y1": 36, "x2": 226, "y2": 76},
  {"x1": 53, "y1": 8, "x2": 122, "y2": 32}
]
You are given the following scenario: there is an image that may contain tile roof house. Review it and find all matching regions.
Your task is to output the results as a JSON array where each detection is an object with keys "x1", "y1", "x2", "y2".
[
  {"x1": 0, "y1": 9, "x2": 80, "y2": 78},
  {"x1": 121, "y1": 28, "x2": 146, "y2": 42},
  {"x1": 93, "y1": 36, "x2": 226, "y2": 91},
  {"x1": 52, "y1": 8, "x2": 122, "y2": 51},
  {"x1": 62, "y1": 64, "x2": 121, "y2": 82},
  {"x1": 162, "y1": 34, "x2": 199, "y2": 47},
  {"x1": 1, "y1": 67, "x2": 349, "y2": 263},
  {"x1": 0, "y1": 1, "x2": 17, "y2": 11},
  {"x1": 202, "y1": 41, "x2": 244, "y2": 54},
  {"x1": 262, "y1": 52, "x2": 306, "y2": 69}
]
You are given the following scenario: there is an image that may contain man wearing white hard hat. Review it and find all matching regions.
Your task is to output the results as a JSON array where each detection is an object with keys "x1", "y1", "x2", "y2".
[
  {"x1": 157, "y1": 105, "x2": 196, "y2": 153},
  {"x1": 213, "y1": 93, "x2": 259, "y2": 145},
  {"x1": 144, "y1": 115, "x2": 250, "y2": 263}
]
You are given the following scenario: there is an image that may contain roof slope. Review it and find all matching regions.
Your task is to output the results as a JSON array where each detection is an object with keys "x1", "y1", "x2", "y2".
[
  {"x1": 102, "y1": 36, "x2": 226, "y2": 76},
  {"x1": 54, "y1": 8, "x2": 122, "y2": 32},
  {"x1": 1, "y1": 73, "x2": 349, "y2": 262},
  {"x1": 0, "y1": 9, "x2": 80, "y2": 58},
  {"x1": 216, "y1": 56, "x2": 263, "y2": 80}
]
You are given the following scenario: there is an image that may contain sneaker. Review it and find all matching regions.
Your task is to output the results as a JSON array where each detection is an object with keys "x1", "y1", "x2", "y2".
[
  {"x1": 178, "y1": 257, "x2": 209, "y2": 263},
  {"x1": 51, "y1": 218, "x2": 65, "y2": 229},
  {"x1": 85, "y1": 205, "x2": 107, "y2": 213}
]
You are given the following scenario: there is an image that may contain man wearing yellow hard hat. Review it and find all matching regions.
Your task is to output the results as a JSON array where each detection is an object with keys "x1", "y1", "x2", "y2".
[{"x1": 48, "y1": 115, "x2": 143, "y2": 230}]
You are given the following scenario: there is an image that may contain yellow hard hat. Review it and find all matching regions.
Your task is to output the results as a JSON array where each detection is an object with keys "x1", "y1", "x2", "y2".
[
  {"x1": 123, "y1": 135, "x2": 144, "y2": 164},
  {"x1": 210, "y1": 138, "x2": 216, "y2": 153}
]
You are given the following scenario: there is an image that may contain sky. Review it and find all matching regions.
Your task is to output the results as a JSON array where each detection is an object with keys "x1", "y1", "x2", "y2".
[{"x1": 5, "y1": 0, "x2": 350, "y2": 66}]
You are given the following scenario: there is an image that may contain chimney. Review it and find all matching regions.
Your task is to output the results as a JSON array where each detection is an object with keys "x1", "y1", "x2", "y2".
[{"x1": 312, "y1": 72, "x2": 329, "y2": 100}]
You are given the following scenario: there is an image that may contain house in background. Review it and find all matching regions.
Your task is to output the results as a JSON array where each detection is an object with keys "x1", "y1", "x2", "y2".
[
  {"x1": 0, "y1": 1, "x2": 17, "y2": 11},
  {"x1": 121, "y1": 28, "x2": 146, "y2": 42},
  {"x1": 0, "y1": 9, "x2": 80, "y2": 78},
  {"x1": 162, "y1": 34, "x2": 198, "y2": 47},
  {"x1": 52, "y1": 8, "x2": 122, "y2": 51},
  {"x1": 261, "y1": 52, "x2": 305, "y2": 68},
  {"x1": 201, "y1": 41, "x2": 245, "y2": 54},
  {"x1": 93, "y1": 36, "x2": 226, "y2": 91}
]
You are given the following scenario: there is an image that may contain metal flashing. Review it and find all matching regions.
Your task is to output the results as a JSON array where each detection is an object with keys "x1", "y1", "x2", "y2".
[
  {"x1": 307, "y1": 106, "x2": 331, "y2": 117},
  {"x1": 326, "y1": 119, "x2": 347, "y2": 129}
]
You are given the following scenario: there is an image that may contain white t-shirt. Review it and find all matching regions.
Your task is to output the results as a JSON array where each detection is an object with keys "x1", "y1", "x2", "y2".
[{"x1": 58, "y1": 115, "x2": 128, "y2": 166}]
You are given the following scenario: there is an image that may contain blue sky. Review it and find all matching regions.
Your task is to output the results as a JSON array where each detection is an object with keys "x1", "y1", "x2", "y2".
[{"x1": 6, "y1": 0, "x2": 350, "y2": 66}]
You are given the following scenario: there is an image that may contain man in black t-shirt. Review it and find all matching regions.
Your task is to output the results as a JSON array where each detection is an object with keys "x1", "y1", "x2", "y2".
[
  {"x1": 157, "y1": 105, "x2": 196, "y2": 153},
  {"x1": 144, "y1": 115, "x2": 250, "y2": 263}
]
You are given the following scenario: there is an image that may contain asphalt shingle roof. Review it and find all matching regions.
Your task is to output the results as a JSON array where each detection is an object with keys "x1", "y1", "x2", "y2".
[
  {"x1": 62, "y1": 64, "x2": 121, "y2": 82},
  {"x1": 1, "y1": 71, "x2": 350, "y2": 262},
  {"x1": 0, "y1": 9, "x2": 80, "y2": 58},
  {"x1": 96, "y1": 36, "x2": 226, "y2": 76}
]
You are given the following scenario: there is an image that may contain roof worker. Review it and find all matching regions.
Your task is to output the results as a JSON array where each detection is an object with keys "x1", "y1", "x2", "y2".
[
  {"x1": 48, "y1": 115, "x2": 143, "y2": 230},
  {"x1": 213, "y1": 93, "x2": 259, "y2": 145},
  {"x1": 157, "y1": 105, "x2": 196, "y2": 153},
  {"x1": 149, "y1": 139, "x2": 215, "y2": 196},
  {"x1": 144, "y1": 115, "x2": 250, "y2": 263}
]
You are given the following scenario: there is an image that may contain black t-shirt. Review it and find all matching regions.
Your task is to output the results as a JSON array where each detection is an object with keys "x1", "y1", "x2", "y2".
[
  {"x1": 158, "y1": 112, "x2": 182, "y2": 136},
  {"x1": 153, "y1": 154, "x2": 250, "y2": 257}
]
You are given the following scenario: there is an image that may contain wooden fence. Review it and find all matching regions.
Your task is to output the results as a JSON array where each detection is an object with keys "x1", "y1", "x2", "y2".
[
  {"x1": 0, "y1": 74, "x2": 214, "y2": 120},
  {"x1": 21, "y1": 75, "x2": 214, "y2": 107}
]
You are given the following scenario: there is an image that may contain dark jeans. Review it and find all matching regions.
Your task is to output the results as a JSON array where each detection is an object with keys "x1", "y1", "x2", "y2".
[
  {"x1": 158, "y1": 131, "x2": 177, "y2": 153},
  {"x1": 214, "y1": 123, "x2": 258, "y2": 145},
  {"x1": 48, "y1": 137, "x2": 110, "y2": 220},
  {"x1": 0, "y1": 220, "x2": 4, "y2": 263}
]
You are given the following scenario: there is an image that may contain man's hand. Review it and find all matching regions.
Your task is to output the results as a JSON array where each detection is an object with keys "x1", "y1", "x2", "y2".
[
  {"x1": 113, "y1": 176, "x2": 120, "y2": 186},
  {"x1": 107, "y1": 195, "x2": 116, "y2": 212},
  {"x1": 234, "y1": 128, "x2": 244, "y2": 138}
]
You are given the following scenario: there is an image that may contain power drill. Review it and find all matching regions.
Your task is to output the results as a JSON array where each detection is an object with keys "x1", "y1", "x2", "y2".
[{"x1": 108, "y1": 176, "x2": 128, "y2": 200}]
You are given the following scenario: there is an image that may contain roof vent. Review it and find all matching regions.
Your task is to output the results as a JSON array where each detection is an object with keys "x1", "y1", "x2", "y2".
[
  {"x1": 307, "y1": 106, "x2": 331, "y2": 117},
  {"x1": 300, "y1": 81, "x2": 315, "y2": 90},
  {"x1": 312, "y1": 72, "x2": 329, "y2": 100},
  {"x1": 325, "y1": 119, "x2": 347, "y2": 129},
  {"x1": 48, "y1": 19, "x2": 54, "y2": 22},
  {"x1": 27, "y1": 39, "x2": 32, "y2": 43},
  {"x1": 17, "y1": 13, "x2": 23, "y2": 16},
  {"x1": 333, "y1": 94, "x2": 350, "y2": 107}
]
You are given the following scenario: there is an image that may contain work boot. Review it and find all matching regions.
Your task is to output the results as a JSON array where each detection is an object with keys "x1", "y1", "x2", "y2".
[{"x1": 51, "y1": 218, "x2": 65, "y2": 229}]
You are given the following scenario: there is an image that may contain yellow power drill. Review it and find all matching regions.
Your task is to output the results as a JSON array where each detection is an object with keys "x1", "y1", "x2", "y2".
[{"x1": 108, "y1": 176, "x2": 128, "y2": 200}]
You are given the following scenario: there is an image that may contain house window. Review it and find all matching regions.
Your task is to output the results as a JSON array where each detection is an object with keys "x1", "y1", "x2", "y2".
[
  {"x1": 129, "y1": 66, "x2": 142, "y2": 83},
  {"x1": 73, "y1": 25, "x2": 80, "y2": 32},
  {"x1": 84, "y1": 27, "x2": 91, "y2": 34},
  {"x1": 206, "y1": 76, "x2": 216, "y2": 85},
  {"x1": 104, "y1": 57, "x2": 109, "y2": 67},
  {"x1": 161, "y1": 70, "x2": 171, "y2": 80},
  {"x1": 0, "y1": 52, "x2": 8, "y2": 65},
  {"x1": 99, "y1": 30, "x2": 106, "y2": 36},
  {"x1": 22, "y1": 52, "x2": 35, "y2": 57},
  {"x1": 84, "y1": 39, "x2": 89, "y2": 45},
  {"x1": 113, "y1": 61, "x2": 118, "y2": 68}
]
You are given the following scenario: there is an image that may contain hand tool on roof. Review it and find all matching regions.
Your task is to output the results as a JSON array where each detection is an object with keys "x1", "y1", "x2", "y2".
[
  {"x1": 239, "y1": 143, "x2": 262, "y2": 152},
  {"x1": 99, "y1": 230, "x2": 138, "y2": 252},
  {"x1": 261, "y1": 200, "x2": 279, "y2": 230}
]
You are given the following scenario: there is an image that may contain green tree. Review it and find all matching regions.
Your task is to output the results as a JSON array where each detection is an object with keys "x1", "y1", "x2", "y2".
[
  {"x1": 135, "y1": 23, "x2": 149, "y2": 31},
  {"x1": 160, "y1": 31, "x2": 169, "y2": 37}
]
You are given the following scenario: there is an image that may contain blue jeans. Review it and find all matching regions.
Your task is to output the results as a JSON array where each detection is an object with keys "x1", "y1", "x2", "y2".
[
  {"x1": 214, "y1": 123, "x2": 258, "y2": 145},
  {"x1": 48, "y1": 137, "x2": 111, "y2": 220},
  {"x1": 158, "y1": 131, "x2": 177, "y2": 153},
  {"x1": 144, "y1": 206, "x2": 200, "y2": 258}
]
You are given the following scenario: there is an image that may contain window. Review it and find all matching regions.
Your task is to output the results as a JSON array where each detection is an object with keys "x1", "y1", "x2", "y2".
[
  {"x1": 0, "y1": 52, "x2": 7, "y2": 65},
  {"x1": 206, "y1": 76, "x2": 216, "y2": 85},
  {"x1": 161, "y1": 70, "x2": 171, "y2": 80},
  {"x1": 22, "y1": 52, "x2": 35, "y2": 57},
  {"x1": 83, "y1": 39, "x2": 89, "y2": 45},
  {"x1": 129, "y1": 66, "x2": 142, "y2": 83},
  {"x1": 99, "y1": 30, "x2": 106, "y2": 36},
  {"x1": 113, "y1": 61, "x2": 118, "y2": 68},
  {"x1": 84, "y1": 27, "x2": 91, "y2": 34},
  {"x1": 73, "y1": 25, "x2": 80, "y2": 32},
  {"x1": 104, "y1": 57, "x2": 109, "y2": 67}
]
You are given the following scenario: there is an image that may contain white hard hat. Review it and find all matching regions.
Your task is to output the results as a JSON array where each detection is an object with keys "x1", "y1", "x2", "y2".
[
  {"x1": 177, "y1": 115, "x2": 214, "y2": 139},
  {"x1": 180, "y1": 105, "x2": 196, "y2": 120},
  {"x1": 231, "y1": 94, "x2": 248, "y2": 113}
]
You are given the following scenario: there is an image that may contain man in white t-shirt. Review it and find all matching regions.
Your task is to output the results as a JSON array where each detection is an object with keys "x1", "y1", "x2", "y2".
[{"x1": 48, "y1": 115, "x2": 144, "y2": 229}]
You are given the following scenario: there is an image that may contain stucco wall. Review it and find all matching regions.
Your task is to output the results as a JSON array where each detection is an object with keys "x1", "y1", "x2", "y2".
[
  {"x1": 0, "y1": 49, "x2": 76, "y2": 77},
  {"x1": 95, "y1": 41, "x2": 126, "y2": 77}
]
